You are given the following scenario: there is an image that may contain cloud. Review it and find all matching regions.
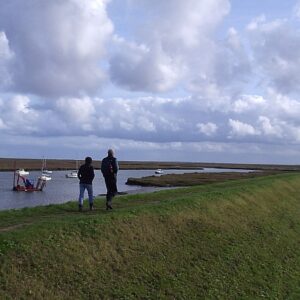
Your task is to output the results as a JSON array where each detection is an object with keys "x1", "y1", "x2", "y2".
[
  {"x1": 0, "y1": 95, "x2": 40, "y2": 135},
  {"x1": 0, "y1": 0, "x2": 113, "y2": 97},
  {"x1": 232, "y1": 94, "x2": 266, "y2": 113},
  {"x1": 109, "y1": 37, "x2": 180, "y2": 92},
  {"x1": 197, "y1": 122, "x2": 218, "y2": 136},
  {"x1": 55, "y1": 97, "x2": 96, "y2": 124},
  {"x1": 247, "y1": 15, "x2": 300, "y2": 95},
  {"x1": 109, "y1": 0, "x2": 232, "y2": 93},
  {"x1": 228, "y1": 119, "x2": 259, "y2": 137},
  {"x1": 1, "y1": 90, "x2": 300, "y2": 146},
  {"x1": 0, "y1": 89, "x2": 300, "y2": 163},
  {"x1": 267, "y1": 89, "x2": 300, "y2": 122},
  {"x1": 258, "y1": 116, "x2": 282, "y2": 137},
  {"x1": 0, "y1": 31, "x2": 13, "y2": 88},
  {"x1": 1, "y1": 1, "x2": 300, "y2": 164},
  {"x1": 293, "y1": 2, "x2": 300, "y2": 19}
]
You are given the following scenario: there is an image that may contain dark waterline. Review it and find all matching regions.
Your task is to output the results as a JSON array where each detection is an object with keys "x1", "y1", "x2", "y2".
[{"x1": 0, "y1": 168, "x2": 253, "y2": 211}]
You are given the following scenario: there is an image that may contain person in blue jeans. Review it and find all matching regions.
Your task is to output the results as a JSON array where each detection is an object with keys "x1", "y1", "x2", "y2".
[{"x1": 77, "y1": 156, "x2": 95, "y2": 211}]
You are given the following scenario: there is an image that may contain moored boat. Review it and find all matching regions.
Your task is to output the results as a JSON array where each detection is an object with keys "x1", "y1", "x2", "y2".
[
  {"x1": 65, "y1": 171, "x2": 78, "y2": 178},
  {"x1": 15, "y1": 169, "x2": 30, "y2": 176},
  {"x1": 13, "y1": 171, "x2": 47, "y2": 192},
  {"x1": 66, "y1": 160, "x2": 78, "y2": 178},
  {"x1": 39, "y1": 173, "x2": 52, "y2": 181},
  {"x1": 41, "y1": 158, "x2": 52, "y2": 180},
  {"x1": 43, "y1": 170, "x2": 52, "y2": 174}
]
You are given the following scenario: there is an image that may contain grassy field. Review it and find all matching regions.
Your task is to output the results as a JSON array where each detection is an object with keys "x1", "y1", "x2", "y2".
[{"x1": 1, "y1": 173, "x2": 300, "y2": 299}]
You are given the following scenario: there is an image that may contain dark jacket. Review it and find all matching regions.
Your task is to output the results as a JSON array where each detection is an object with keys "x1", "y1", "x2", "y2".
[
  {"x1": 101, "y1": 156, "x2": 119, "y2": 178},
  {"x1": 78, "y1": 163, "x2": 95, "y2": 184}
]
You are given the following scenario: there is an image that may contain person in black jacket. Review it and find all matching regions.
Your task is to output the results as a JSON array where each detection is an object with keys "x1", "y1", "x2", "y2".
[
  {"x1": 77, "y1": 156, "x2": 95, "y2": 211},
  {"x1": 101, "y1": 149, "x2": 119, "y2": 210}
]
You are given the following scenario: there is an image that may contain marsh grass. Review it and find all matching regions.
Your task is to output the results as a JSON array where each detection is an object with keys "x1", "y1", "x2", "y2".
[
  {"x1": 0, "y1": 173, "x2": 300, "y2": 299},
  {"x1": 126, "y1": 171, "x2": 280, "y2": 187}
]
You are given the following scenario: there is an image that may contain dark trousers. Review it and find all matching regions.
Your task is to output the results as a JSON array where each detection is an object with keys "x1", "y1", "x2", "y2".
[{"x1": 104, "y1": 176, "x2": 117, "y2": 207}]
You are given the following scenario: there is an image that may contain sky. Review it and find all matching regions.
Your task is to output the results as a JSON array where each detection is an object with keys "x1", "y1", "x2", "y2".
[{"x1": 1, "y1": 0, "x2": 300, "y2": 164}]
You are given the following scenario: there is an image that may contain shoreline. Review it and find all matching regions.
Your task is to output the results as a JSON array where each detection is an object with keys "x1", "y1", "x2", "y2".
[
  {"x1": 1, "y1": 157, "x2": 300, "y2": 172},
  {"x1": 98, "y1": 186, "x2": 178, "y2": 197}
]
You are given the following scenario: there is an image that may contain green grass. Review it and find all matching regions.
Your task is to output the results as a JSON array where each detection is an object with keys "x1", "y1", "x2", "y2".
[{"x1": 1, "y1": 173, "x2": 300, "y2": 299}]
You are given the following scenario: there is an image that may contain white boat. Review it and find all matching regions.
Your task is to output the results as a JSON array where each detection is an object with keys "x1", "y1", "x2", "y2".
[
  {"x1": 40, "y1": 158, "x2": 52, "y2": 180},
  {"x1": 39, "y1": 174, "x2": 52, "y2": 181},
  {"x1": 65, "y1": 171, "x2": 78, "y2": 178},
  {"x1": 41, "y1": 158, "x2": 52, "y2": 174},
  {"x1": 15, "y1": 169, "x2": 30, "y2": 176},
  {"x1": 155, "y1": 169, "x2": 164, "y2": 174},
  {"x1": 66, "y1": 160, "x2": 79, "y2": 178},
  {"x1": 43, "y1": 170, "x2": 52, "y2": 174}
]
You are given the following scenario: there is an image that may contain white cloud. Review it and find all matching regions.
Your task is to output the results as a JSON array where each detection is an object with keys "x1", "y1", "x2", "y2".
[
  {"x1": 247, "y1": 16, "x2": 300, "y2": 94},
  {"x1": 1, "y1": 91, "x2": 299, "y2": 148},
  {"x1": 268, "y1": 89, "x2": 300, "y2": 121},
  {"x1": 55, "y1": 97, "x2": 96, "y2": 124},
  {"x1": 1, "y1": 1, "x2": 300, "y2": 164},
  {"x1": 0, "y1": 32, "x2": 11, "y2": 59},
  {"x1": 228, "y1": 119, "x2": 259, "y2": 137},
  {"x1": 293, "y1": 2, "x2": 300, "y2": 19},
  {"x1": 8, "y1": 95, "x2": 31, "y2": 114},
  {"x1": 137, "y1": 117, "x2": 156, "y2": 132},
  {"x1": 0, "y1": 31, "x2": 13, "y2": 88},
  {"x1": 0, "y1": 95, "x2": 39, "y2": 134},
  {"x1": 289, "y1": 126, "x2": 300, "y2": 142},
  {"x1": 110, "y1": 37, "x2": 181, "y2": 92},
  {"x1": 258, "y1": 116, "x2": 282, "y2": 137},
  {"x1": 233, "y1": 95, "x2": 266, "y2": 113},
  {"x1": 197, "y1": 122, "x2": 218, "y2": 136},
  {"x1": 0, "y1": 0, "x2": 113, "y2": 97},
  {"x1": 0, "y1": 117, "x2": 6, "y2": 129},
  {"x1": 109, "y1": 0, "x2": 231, "y2": 93}
]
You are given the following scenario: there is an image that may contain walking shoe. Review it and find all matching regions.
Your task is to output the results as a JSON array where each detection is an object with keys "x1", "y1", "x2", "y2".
[
  {"x1": 78, "y1": 205, "x2": 83, "y2": 212},
  {"x1": 89, "y1": 203, "x2": 94, "y2": 211}
]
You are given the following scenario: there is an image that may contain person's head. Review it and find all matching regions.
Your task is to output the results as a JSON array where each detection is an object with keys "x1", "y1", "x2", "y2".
[
  {"x1": 107, "y1": 149, "x2": 114, "y2": 157},
  {"x1": 85, "y1": 156, "x2": 92, "y2": 165}
]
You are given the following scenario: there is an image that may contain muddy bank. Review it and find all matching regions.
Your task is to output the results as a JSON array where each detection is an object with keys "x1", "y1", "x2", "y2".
[{"x1": 126, "y1": 171, "x2": 282, "y2": 187}]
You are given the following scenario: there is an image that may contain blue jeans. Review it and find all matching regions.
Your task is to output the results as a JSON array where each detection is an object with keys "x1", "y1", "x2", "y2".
[{"x1": 78, "y1": 183, "x2": 93, "y2": 206}]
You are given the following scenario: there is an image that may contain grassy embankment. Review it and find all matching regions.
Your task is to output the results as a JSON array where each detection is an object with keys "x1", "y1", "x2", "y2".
[{"x1": 1, "y1": 173, "x2": 300, "y2": 299}]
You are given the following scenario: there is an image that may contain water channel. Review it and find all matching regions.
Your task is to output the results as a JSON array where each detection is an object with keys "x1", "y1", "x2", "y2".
[{"x1": 0, "y1": 168, "x2": 252, "y2": 211}]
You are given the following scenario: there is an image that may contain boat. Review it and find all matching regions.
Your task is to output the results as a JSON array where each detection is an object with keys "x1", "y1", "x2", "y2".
[
  {"x1": 155, "y1": 169, "x2": 164, "y2": 174},
  {"x1": 41, "y1": 158, "x2": 52, "y2": 174},
  {"x1": 39, "y1": 173, "x2": 52, "y2": 181},
  {"x1": 15, "y1": 169, "x2": 30, "y2": 176},
  {"x1": 65, "y1": 171, "x2": 78, "y2": 178},
  {"x1": 41, "y1": 158, "x2": 52, "y2": 180},
  {"x1": 66, "y1": 160, "x2": 79, "y2": 178},
  {"x1": 13, "y1": 170, "x2": 47, "y2": 192},
  {"x1": 43, "y1": 170, "x2": 52, "y2": 174}
]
